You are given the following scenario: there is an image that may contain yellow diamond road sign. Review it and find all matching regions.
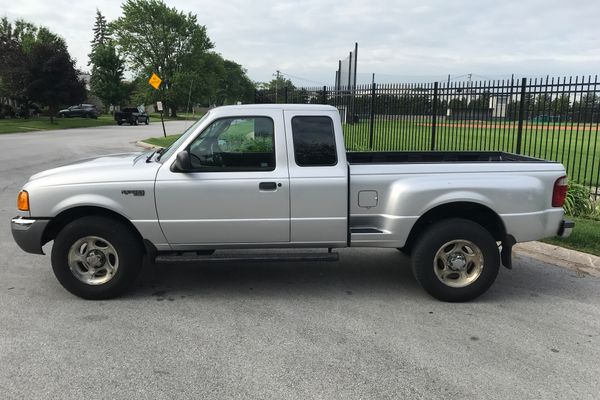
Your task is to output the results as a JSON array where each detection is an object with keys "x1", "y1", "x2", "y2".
[{"x1": 148, "y1": 73, "x2": 162, "y2": 90}]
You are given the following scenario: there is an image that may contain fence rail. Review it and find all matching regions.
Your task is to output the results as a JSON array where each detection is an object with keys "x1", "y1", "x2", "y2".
[{"x1": 255, "y1": 75, "x2": 600, "y2": 199}]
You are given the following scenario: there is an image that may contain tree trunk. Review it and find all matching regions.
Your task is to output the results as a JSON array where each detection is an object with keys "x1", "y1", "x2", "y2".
[{"x1": 170, "y1": 107, "x2": 177, "y2": 118}]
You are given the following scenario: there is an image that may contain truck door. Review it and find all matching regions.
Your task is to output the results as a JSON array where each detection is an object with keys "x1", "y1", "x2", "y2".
[
  {"x1": 283, "y1": 111, "x2": 348, "y2": 246},
  {"x1": 154, "y1": 110, "x2": 290, "y2": 247}
]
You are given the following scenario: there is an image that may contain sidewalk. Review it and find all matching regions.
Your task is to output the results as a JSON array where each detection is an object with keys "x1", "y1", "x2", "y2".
[{"x1": 515, "y1": 241, "x2": 600, "y2": 277}]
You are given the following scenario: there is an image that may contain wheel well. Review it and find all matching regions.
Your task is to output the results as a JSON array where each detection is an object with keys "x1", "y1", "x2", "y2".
[
  {"x1": 403, "y1": 202, "x2": 506, "y2": 252},
  {"x1": 42, "y1": 206, "x2": 144, "y2": 249}
]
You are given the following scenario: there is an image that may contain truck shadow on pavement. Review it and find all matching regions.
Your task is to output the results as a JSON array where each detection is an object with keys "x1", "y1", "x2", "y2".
[
  {"x1": 124, "y1": 248, "x2": 594, "y2": 303},
  {"x1": 131, "y1": 248, "x2": 426, "y2": 301}
]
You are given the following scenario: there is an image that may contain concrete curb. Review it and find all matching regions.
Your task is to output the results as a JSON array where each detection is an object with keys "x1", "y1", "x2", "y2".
[
  {"x1": 135, "y1": 140, "x2": 164, "y2": 150},
  {"x1": 515, "y1": 241, "x2": 600, "y2": 277}
]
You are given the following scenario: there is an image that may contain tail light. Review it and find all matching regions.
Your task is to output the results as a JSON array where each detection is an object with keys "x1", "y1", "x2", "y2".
[{"x1": 552, "y1": 176, "x2": 568, "y2": 207}]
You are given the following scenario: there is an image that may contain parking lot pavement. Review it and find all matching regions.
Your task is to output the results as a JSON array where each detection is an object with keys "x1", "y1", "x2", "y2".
[{"x1": 1, "y1": 126, "x2": 599, "y2": 400}]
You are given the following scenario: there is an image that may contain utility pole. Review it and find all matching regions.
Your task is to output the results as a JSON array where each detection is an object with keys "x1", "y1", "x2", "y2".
[{"x1": 273, "y1": 70, "x2": 281, "y2": 103}]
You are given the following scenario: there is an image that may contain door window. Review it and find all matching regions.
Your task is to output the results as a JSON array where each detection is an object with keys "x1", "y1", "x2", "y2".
[
  {"x1": 291, "y1": 116, "x2": 337, "y2": 166},
  {"x1": 188, "y1": 116, "x2": 275, "y2": 171}
]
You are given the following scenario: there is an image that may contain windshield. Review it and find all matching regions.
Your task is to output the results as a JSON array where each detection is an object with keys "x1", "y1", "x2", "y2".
[{"x1": 158, "y1": 112, "x2": 211, "y2": 162}]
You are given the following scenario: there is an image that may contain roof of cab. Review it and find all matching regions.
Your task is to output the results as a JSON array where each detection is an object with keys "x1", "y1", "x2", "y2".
[{"x1": 213, "y1": 104, "x2": 338, "y2": 112}]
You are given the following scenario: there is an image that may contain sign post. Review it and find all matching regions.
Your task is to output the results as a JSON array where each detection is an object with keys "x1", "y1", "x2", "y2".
[
  {"x1": 156, "y1": 101, "x2": 166, "y2": 138},
  {"x1": 148, "y1": 73, "x2": 167, "y2": 138}
]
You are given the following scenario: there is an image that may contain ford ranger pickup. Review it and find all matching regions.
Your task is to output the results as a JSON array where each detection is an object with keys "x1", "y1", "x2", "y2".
[{"x1": 11, "y1": 104, "x2": 573, "y2": 301}]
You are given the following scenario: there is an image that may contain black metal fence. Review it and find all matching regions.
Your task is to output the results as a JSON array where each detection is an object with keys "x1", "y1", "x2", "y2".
[{"x1": 255, "y1": 75, "x2": 600, "y2": 199}]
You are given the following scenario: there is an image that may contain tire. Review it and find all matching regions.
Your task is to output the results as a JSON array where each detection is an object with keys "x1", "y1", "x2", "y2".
[
  {"x1": 117, "y1": 121, "x2": 123, "y2": 126},
  {"x1": 132, "y1": 118, "x2": 138, "y2": 126},
  {"x1": 411, "y1": 218, "x2": 500, "y2": 302},
  {"x1": 51, "y1": 216, "x2": 143, "y2": 300}
]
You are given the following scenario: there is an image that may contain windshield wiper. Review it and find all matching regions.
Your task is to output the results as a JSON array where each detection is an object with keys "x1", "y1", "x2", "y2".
[{"x1": 146, "y1": 147, "x2": 165, "y2": 163}]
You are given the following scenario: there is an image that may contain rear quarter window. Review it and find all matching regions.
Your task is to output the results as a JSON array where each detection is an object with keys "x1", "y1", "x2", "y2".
[{"x1": 291, "y1": 116, "x2": 337, "y2": 167}]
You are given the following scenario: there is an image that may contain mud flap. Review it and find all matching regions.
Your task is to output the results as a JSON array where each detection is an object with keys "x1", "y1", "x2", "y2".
[{"x1": 501, "y1": 235, "x2": 516, "y2": 269}]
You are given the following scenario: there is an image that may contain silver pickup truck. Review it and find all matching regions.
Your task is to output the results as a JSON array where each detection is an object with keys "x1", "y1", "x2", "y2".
[{"x1": 12, "y1": 104, "x2": 573, "y2": 301}]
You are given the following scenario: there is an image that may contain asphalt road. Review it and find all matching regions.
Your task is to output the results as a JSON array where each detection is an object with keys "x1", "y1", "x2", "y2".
[{"x1": 1, "y1": 122, "x2": 599, "y2": 399}]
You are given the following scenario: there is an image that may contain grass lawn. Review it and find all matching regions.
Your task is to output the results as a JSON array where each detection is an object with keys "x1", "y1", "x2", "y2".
[
  {"x1": 542, "y1": 217, "x2": 600, "y2": 256},
  {"x1": 148, "y1": 112, "x2": 198, "y2": 121},
  {"x1": 144, "y1": 134, "x2": 182, "y2": 147},
  {"x1": 0, "y1": 115, "x2": 116, "y2": 134}
]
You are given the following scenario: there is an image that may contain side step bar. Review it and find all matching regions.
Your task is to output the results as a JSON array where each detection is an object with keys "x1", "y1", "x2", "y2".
[{"x1": 155, "y1": 251, "x2": 339, "y2": 264}]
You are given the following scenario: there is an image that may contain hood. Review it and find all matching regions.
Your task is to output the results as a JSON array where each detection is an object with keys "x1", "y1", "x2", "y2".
[{"x1": 26, "y1": 152, "x2": 161, "y2": 188}]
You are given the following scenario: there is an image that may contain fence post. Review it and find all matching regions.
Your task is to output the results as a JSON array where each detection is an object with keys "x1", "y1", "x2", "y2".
[
  {"x1": 284, "y1": 86, "x2": 289, "y2": 103},
  {"x1": 322, "y1": 86, "x2": 327, "y2": 104},
  {"x1": 369, "y1": 82, "x2": 376, "y2": 150},
  {"x1": 431, "y1": 81, "x2": 438, "y2": 151},
  {"x1": 516, "y1": 77, "x2": 527, "y2": 154}
]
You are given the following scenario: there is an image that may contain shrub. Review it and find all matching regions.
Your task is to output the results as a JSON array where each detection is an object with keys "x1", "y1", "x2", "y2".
[{"x1": 564, "y1": 183, "x2": 594, "y2": 217}]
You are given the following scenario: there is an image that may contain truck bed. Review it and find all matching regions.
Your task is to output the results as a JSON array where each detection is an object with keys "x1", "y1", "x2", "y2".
[{"x1": 347, "y1": 151, "x2": 549, "y2": 164}]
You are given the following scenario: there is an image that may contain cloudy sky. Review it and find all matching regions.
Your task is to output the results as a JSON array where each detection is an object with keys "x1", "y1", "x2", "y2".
[{"x1": 3, "y1": 0, "x2": 599, "y2": 85}]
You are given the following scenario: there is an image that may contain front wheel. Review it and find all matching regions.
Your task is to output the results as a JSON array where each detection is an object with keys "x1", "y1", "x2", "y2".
[
  {"x1": 411, "y1": 218, "x2": 500, "y2": 302},
  {"x1": 51, "y1": 216, "x2": 143, "y2": 299}
]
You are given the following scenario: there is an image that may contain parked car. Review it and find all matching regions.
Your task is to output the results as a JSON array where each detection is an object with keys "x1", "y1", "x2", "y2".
[
  {"x1": 58, "y1": 104, "x2": 99, "y2": 119},
  {"x1": 114, "y1": 107, "x2": 149, "y2": 125},
  {"x1": 12, "y1": 104, "x2": 573, "y2": 301}
]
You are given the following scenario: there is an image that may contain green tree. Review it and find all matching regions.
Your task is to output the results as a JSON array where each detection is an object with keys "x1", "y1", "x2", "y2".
[
  {"x1": 110, "y1": 0, "x2": 213, "y2": 116},
  {"x1": 89, "y1": 43, "x2": 127, "y2": 112},
  {"x1": 90, "y1": 9, "x2": 109, "y2": 52},
  {"x1": 257, "y1": 75, "x2": 295, "y2": 103},
  {"x1": 0, "y1": 30, "x2": 28, "y2": 99},
  {"x1": 25, "y1": 41, "x2": 86, "y2": 122},
  {"x1": 0, "y1": 18, "x2": 82, "y2": 120},
  {"x1": 534, "y1": 93, "x2": 553, "y2": 116},
  {"x1": 216, "y1": 60, "x2": 255, "y2": 105},
  {"x1": 552, "y1": 94, "x2": 571, "y2": 119}
]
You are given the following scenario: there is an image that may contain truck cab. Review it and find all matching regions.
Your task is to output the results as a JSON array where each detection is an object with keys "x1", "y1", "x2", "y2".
[{"x1": 155, "y1": 106, "x2": 348, "y2": 248}]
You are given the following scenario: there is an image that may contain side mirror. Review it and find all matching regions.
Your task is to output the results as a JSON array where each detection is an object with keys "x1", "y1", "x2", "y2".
[{"x1": 172, "y1": 150, "x2": 192, "y2": 172}]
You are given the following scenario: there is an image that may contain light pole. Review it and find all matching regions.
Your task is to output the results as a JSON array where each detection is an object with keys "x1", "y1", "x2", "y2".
[{"x1": 273, "y1": 70, "x2": 281, "y2": 103}]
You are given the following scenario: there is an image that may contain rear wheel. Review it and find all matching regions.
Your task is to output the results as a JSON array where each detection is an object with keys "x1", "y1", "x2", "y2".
[
  {"x1": 411, "y1": 218, "x2": 500, "y2": 302},
  {"x1": 132, "y1": 118, "x2": 138, "y2": 126},
  {"x1": 51, "y1": 216, "x2": 143, "y2": 299}
]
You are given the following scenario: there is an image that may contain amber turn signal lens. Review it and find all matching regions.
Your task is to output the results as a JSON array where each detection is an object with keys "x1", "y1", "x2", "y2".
[{"x1": 17, "y1": 191, "x2": 29, "y2": 211}]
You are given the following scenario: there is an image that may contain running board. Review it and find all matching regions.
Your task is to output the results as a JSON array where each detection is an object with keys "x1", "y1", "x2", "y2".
[{"x1": 155, "y1": 251, "x2": 339, "y2": 264}]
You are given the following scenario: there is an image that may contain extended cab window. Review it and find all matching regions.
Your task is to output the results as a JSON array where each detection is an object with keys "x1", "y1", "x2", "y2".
[
  {"x1": 291, "y1": 116, "x2": 337, "y2": 166},
  {"x1": 188, "y1": 116, "x2": 275, "y2": 171}
]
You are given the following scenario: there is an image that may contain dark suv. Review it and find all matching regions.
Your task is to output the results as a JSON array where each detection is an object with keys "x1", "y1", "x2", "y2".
[{"x1": 58, "y1": 104, "x2": 100, "y2": 119}]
